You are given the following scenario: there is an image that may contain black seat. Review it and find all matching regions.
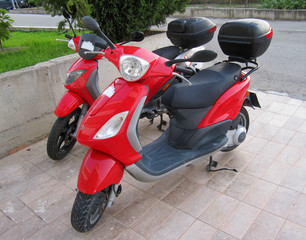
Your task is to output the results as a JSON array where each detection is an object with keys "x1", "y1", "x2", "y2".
[
  {"x1": 162, "y1": 62, "x2": 241, "y2": 109},
  {"x1": 152, "y1": 46, "x2": 180, "y2": 60}
]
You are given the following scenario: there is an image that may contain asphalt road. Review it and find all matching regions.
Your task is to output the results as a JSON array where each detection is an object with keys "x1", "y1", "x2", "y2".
[{"x1": 9, "y1": 14, "x2": 306, "y2": 100}]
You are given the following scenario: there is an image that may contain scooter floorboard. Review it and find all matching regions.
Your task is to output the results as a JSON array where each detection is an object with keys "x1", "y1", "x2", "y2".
[{"x1": 136, "y1": 130, "x2": 227, "y2": 176}]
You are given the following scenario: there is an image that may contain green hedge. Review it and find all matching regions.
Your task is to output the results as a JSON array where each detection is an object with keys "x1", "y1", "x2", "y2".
[{"x1": 262, "y1": 0, "x2": 306, "y2": 9}]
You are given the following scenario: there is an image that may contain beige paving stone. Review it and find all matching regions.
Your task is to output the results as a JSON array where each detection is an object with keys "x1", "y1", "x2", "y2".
[
  {"x1": 283, "y1": 115, "x2": 305, "y2": 131},
  {"x1": 130, "y1": 201, "x2": 175, "y2": 238},
  {"x1": 0, "y1": 215, "x2": 46, "y2": 240},
  {"x1": 114, "y1": 191, "x2": 158, "y2": 227},
  {"x1": 0, "y1": 172, "x2": 52, "y2": 203},
  {"x1": 261, "y1": 161, "x2": 291, "y2": 185},
  {"x1": 241, "y1": 137, "x2": 268, "y2": 154},
  {"x1": 269, "y1": 114, "x2": 291, "y2": 128},
  {"x1": 242, "y1": 154, "x2": 274, "y2": 178},
  {"x1": 224, "y1": 150, "x2": 255, "y2": 172},
  {"x1": 37, "y1": 192, "x2": 75, "y2": 224},
  {"x1": 134, "y1": 173, "x2": 184, "y2": 200},
  {"x1": 293, "y1": 106, "x2": 306, "y2": 118},
  {"x1": 179, "y1": 220, "x2": 216, "y2": 240},
  {"x1": 276, "y1": 145, "x2": 304, "y2": 165},
  {"x1": 220, "y1": 202, "x2": 260, "y2": 239},
  {"x1": 245, "y1": 121, "x2": 265, "y2": 137},
  {"x1": 0, "y1": 211, "x2": 15, "y2": 235},
  {"x1": 287, "y1": 193, "x2": 306, "y2": 227},
  {"x1": 18, "y1": 177, "x2": 59, "y2": 205},
  {"x1": 276, "y1": 220, "x2": 306, "y2": 240},
  {"x1": 224, "y1": 172, "x2": 256, "y2": 200},
  {"x1": 199, "y1": 194, "x2": 239, "y2": 228},
  {"x1": 115, "y1": 229, "x2": 146, "y2": 240},
  {"x1": 256, "y1": 124, "x2": 280, "y2": 141},
  {"x1": 243, "y1": 179, "x2": 278, "y2": 209},
  {"x1": 242, "y1": 210, "x2": 284, "y2": 240},
  {"x1": 280, "y1": 166, "x2": 306, "y2": 192},
  {"x1": 0, "y1": 154, "x2": 28, "y2": 185},
  {"x1": 86, "y1": 217, "x2": 127, "y2": 240},
  {"x1": 210, "y1": 230, "x2": 239, "y2": 240},
  {"x1": 27, "y1": 183, "x2": 74, "y2": 216},
  {"x1": 179, "y1": 186, "x2": 219, "y2": 218},
  {"x1": 288, "y1": 132, "x2": 306, "y2": 149},
  {"x1": 272, "y1": 128, "x2": 295, "y2": 145},
  {"x1": 162, "y1": 178, "x2": 202, "y2": 208},
  {"x1": 17, "y1": 144, "x2": 50, "y2": 165},
  {"x1": 264, "y1": 186, "x2": 299, "y2": 218},
  {"x1": 0, "y1": 162, "x2": 42, "y2": 190},
  {"x1": 106, "y1": 185, "x2": 146, "y2": 216},
  {"x1": 205, "y1": 170, "x2": 237, "y2": 193},
  {"x1": 148, "y1": 210, "x2": 194, "y2": 240},
  {"x1": 259, "y1": 141, "x2": 286, "y2": 159},
  {"x1": 255, "y1": 111, "x2": 277, "y2": 124},
  {"x1": 26, "y1": 225, "x2": 59, "y2": 240}
]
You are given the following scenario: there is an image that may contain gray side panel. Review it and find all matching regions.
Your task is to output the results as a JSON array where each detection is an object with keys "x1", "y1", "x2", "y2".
[
  {"x1": 127, "y1": 96, "x2": 147, "y2": 153},
  {"x1": 86, "y1": 68, "x2": 101, "y2": 100}
]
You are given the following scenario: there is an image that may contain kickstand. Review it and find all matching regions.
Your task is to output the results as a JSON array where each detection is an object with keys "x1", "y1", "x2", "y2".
[
  {"x1": 206, "y1": 156, "x2": 238, "y2": 173},
  {"x1": 157, "y1": 114, "x2": 167, "y2": 131}
]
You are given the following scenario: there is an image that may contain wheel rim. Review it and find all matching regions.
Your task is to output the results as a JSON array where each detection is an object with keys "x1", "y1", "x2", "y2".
[
  {"x1": 57, "y1": 113, "x2": 79, "y2": 154},
  {"x1": 238, "y1": 112, "x2": 247, "y2": 129},
  {"x1": 89, "y1": 192, "x2": 108, "y2": 225}
]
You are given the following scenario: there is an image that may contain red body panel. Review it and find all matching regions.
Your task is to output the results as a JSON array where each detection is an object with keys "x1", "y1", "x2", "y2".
[
  {"x1": 54, "y1": 91, "x2": 85, "y2": 117},
  {"x1": 197, "y1": 75, "x2": 251, "y2": 128},
  {"x1": 65, "y1": 58, "x2": 98, "y2": 105},
  {"x1": 77, "y1": 78, "x2": 148, "y2": 166},
  {"x1": 104, "y1": 45, "x2": 174, "y2": 103},
  {"x1": 77, "y1": 148, "x2": 124, "y2": 194}
]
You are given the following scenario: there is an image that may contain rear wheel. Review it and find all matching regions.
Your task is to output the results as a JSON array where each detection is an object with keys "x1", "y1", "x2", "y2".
[
  {"x1": 71, "y1": 188, "x2": 110, "y2": 232},
  {"x1": 221, "y1": 107, "x2": 249, "y2": 152},
  {"x1": 47, "y1": 107, "x2": 81, "y2": 160}
]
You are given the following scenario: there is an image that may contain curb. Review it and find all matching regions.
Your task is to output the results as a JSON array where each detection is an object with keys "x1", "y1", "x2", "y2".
[{"x1": 172, "y1": 7, "x2": 306, "y2": 21}]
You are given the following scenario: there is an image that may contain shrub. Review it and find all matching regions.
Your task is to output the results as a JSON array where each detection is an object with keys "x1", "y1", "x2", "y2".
[
  {"x1": 0, "y1": 9, "x2": 14, "y2": 51},
  {"x1": 262, "y1": 0, "x2": 306, "y2": 9},
  {"x1": 33, "y1": 0, "x2": 190, "y2": 42}
]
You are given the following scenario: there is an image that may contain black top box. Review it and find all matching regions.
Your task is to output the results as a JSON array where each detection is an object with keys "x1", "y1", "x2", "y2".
[
  {"x1": 167, "y1": 17, "x2": 216, "y2": 49},
  {"x1": 218, "y1": 19, "x2": 273, "y2": 61}
]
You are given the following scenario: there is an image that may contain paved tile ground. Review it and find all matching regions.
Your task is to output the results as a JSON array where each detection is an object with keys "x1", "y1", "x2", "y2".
[{"x1": 0, "y1": 91, "x2": 305, "y2": 240}]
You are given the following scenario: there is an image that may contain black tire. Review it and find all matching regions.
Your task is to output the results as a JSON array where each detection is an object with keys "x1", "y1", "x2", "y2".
[
  {"x1": 47, "y1": 107, "x2": 81, "y2": 160},
  {"x1": 71, "y1": 188, "x2": 110, "y2": 232},
  {"x1": 221, "y1": 107, "x2": 249, "y2": 152}
]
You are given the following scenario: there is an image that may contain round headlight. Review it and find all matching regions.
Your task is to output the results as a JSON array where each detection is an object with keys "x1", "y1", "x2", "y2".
[{"x1": 119, "y1": 55, "x2": 150, "y2": 81}]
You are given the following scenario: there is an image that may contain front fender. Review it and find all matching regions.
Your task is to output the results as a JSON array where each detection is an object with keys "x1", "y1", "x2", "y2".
[
  {"x1": 77, "y1": 148, "x2": 124, "y2": 194},
  {"x1": 55, "y1": 91, "x2": 85, "y2": 117}
]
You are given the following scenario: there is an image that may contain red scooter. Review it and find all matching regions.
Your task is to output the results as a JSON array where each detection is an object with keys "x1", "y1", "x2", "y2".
[
  {"x1": 70, "y1": 16, "x2": 272, "y2": 232},
  {"x1": 47, "y1": 10, "x2": 217, "y2": 160}
]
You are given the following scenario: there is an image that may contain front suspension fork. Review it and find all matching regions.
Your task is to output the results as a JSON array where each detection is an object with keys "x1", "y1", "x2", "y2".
[{"x1": 71, "y1": 103, "x2": 89, "y2": 138}]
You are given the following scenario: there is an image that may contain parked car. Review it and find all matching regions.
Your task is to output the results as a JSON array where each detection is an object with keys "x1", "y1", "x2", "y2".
[{"x1": 0, "y1": 0, "x2": 29, "y2": 10}]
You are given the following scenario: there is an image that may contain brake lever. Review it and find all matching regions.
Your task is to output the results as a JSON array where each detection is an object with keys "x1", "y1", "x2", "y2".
[{"x1": 56, "y1": 39, "x2": 69, "y2": 42}]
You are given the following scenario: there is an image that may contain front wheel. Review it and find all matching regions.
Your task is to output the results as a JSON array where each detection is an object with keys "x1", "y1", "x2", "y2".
[
  {"x1": 71, "y1": 188, "x2": 110, "y2": 232},
  {"x1": 47, "y1": 107, "x2": 81, "y2": 160}
]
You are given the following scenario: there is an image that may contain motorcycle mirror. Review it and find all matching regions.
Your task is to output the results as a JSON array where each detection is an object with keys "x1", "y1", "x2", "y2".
[
  {"x1": 61, "y1": 7, "x2": 70, "y2": 19},
  {"x1": 82, "y1": 16, "x2": 117, "y2": 50},
  {"x1": 82, "y1": 16, "x2": 100, "y2": 32},
  {"x1": 164, "y1": 50, "x2": 218, "y2": 67},
  {"x1": 130, "y1": 31, "x2": 145, "y2": 42},
  {"x1": 189, "y1": 50, "x2": 218, "y2": 62}
]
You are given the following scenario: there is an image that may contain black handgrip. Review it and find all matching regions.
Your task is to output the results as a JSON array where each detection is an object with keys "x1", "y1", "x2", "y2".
[
  {"x1": 174, "y1": 66, "x2": 194, "y2": 75},
  {"x1": 65, "y1": 34, "x2": 73, "y2": 40}
]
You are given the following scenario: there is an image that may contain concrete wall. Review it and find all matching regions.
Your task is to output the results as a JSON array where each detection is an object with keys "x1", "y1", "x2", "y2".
[
  {"x1": 172, "y1": 7, "x2": 306, "y2": 21},
  {"x1": 0, "y1": 33, "x2": 172, "y2": 159}
]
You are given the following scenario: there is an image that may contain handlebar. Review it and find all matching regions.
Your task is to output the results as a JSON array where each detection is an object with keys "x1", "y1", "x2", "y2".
[
  {"x1": 174, "y1": 66, "x2": 195, "y2": 75},
  {"x1": 65, "y1": 34, "x2": 73, "y2": 40}
]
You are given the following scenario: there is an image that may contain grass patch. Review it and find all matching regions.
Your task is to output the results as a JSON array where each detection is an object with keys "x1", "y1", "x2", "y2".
[{"x1": 0, "y1": 31, "x2": 80, "y2": 74}]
